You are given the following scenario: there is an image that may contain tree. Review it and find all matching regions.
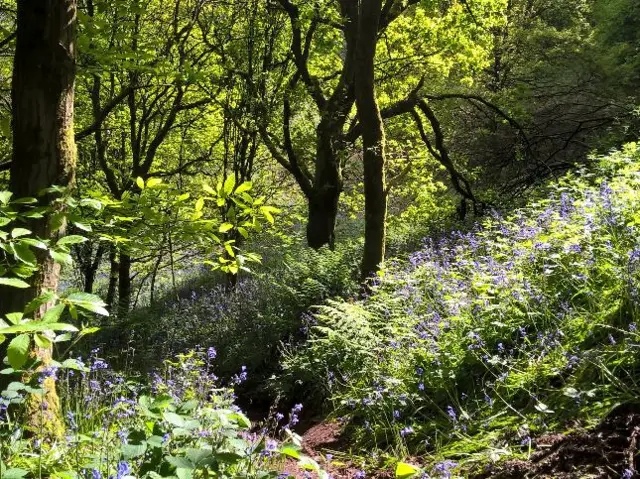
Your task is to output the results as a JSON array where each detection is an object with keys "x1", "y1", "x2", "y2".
[
  {"x1": 2, "y1": 0, "x2": 78, "y2": 437},
  {"x1": 259, "y1": 0, "x2": 420, "y2": 250},
  {"x1": 355, "y1": 0, "x2": 387, "y2": 280}
]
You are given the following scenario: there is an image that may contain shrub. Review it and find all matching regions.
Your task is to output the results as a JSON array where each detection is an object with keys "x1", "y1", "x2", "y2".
[{"x1": 0, "y1": 347, "x2": 322, "y2": 478}]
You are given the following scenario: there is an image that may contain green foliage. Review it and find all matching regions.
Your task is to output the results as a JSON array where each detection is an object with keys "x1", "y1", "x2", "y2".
[
  {"x1": 283, "y1": 143, "x2": 640, "y2": 473},
  {"x1": 0, "y1": 348, "x2": 324, "y2": 478}
]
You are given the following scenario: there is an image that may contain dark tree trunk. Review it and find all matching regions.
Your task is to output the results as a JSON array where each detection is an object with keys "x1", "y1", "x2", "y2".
[
  {"x1": 3, "y1": 0, "x2": 78, "y2": 438},
  {"x1": 355, "y1": 0, "x2": 388, "y2": 281},
  {"x1": 81, "y1": 243, "x2": 105, "y2": 293},
  {"x1": 117, "y1": 253, "x2": 132, "y2": 318},
  {"x1": 106, "y1": 246, "x2": 119, "y2": 311}
]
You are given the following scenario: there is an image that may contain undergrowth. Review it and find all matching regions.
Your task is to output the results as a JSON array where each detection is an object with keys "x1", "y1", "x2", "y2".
[{"x1": 280, "y1": 143, "x2": 640, "y2": 475}]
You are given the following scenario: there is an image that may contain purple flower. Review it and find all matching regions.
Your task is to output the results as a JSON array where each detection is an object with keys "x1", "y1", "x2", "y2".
[
  {"x1": 446, "y1": 406, "x2": 457, "y2": 422},
  {"x1": 116, "y1": 461, "x2": 131, "y2": 479},
  {"x1": 400, "y1": 426, "x2": 414, "y2": 437}
]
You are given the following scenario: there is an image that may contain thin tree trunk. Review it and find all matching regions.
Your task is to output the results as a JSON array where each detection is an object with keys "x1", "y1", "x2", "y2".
[
  {"x1": 106, "y1": 246, "x2": 119, "y2": 310},
  {"x1": 4, "y1": 0, "x2": 78, "y2": 438},
  {"x1": 83, "y1": 243, "x2": 105, "y2": 293},
  {"x1": 355, "y1": 0, "x2": 388, "y2": 281},
  {"x1": 117, "y1": 253, "x2": 132, "y2": 318}
]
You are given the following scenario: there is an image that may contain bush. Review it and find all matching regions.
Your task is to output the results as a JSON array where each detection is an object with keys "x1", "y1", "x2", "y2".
[
  {"x1": 0, "y1": 347, "x2": 322, "y2": 478},
  {"x1": 91, "y1": 236, "x2": 363, "y2": 408},
  {"x1": 282, "y1": 143, "x2": 640, "y2": 469}
]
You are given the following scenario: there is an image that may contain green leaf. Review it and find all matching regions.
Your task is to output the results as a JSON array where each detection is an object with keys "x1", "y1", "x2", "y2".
[
  {"x1": 0, "y1": 322, "x2": 78, "y2": 334},
  {"x1": 73, "y1": 222, "x2": 92, "y2": 232},
  {"x1": 41, "y1": 304, "x2": 66, "y2": 324},
  {"x1": 186, "y1": 448, "x2": 214, "y2": 467},
  {"x1": 4, "y1": 468, "x2": 28, "y2": 479},
  {"x1": 235, "y1": 181, "x2": 252, "y2": 194},
  {"x1": 195, "y1": 198, "x2": 205, "y2": 212},
  {"x1": 65, "y1": 292, "x2": 109, "y2": 316},
  {"x1": 12, "y1": 243, "x2": 36, "y2": 266},
  {"x1": 163, "y1": 412, "x2": 186, "y2": 427},
  {"x1": 50, "y1": 250, "x2": 73, "y2": 266},
  {"x1": 7, "y1": 334, "x2": 30, "y2": 370},
  {"x1": 219, "y1": 223, "x2": 234, "y2": 233},
  {"x1": 79, "y1": 198, "x2": 103, "y2": 210},
  {"x1": 223, "y1": 176, "x2": 236, "y2": 195},
  {"x1": 0, "y1": 191, "x2": 12, "y2": 205},
  {"x1": 396, "y1": 462, "x2": 421, "y2": 478},
  {"x1": 33, "y1": 334, "x2": 52, "y2": 349},
  {"x1": 166, "y1": 456, "x2": 193, "y2": 470},
  {"x1": 229, "y1": 411, "x2": 251, "y2": 428},
  {"x1": 20, "y1": 238, "x2": 47, "y2": 249},
  {"x1": 122, "y1": 442, "x2": 148, "y2": 459},
  {"x1": 24, "y1": 291, "x2": 56, "y2": 314},
  {"x1": 5, "y1": 313, "x2": 22, "y2": 325},
  {"x1": 11, "y1": 228, "x2": 31, "y2": 238},
  {"x1": 136, "y1": 177, "x2": 145, "y2": 189},
  {"x1": 57, "y1": 235, "x2": 87, "y2": 246},
  {"x1": 279, "y1": 446, "x2": 301, "y2": 460},
  {"x1": 176, "y1": 469, "x2": 193, "y2": 479},
  {"x1": 146, "y1": 178, "x2": 163, "y2": 188},
  {"x1": 0, "y1": 278, "x2": 30, "y2": 289}
]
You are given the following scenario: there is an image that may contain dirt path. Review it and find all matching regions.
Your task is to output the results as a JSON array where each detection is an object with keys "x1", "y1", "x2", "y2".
[{"x1": 281, "y1": 404, "x2": 640, "y2": 478}]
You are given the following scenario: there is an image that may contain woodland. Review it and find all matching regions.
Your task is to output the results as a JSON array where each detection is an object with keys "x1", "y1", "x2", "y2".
[{"x1": 0, "y1": 0, "x2": 640, "y2": 478}]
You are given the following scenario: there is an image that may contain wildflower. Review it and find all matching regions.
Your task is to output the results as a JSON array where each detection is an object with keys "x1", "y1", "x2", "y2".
[
  {"x1": 432, "y1": 460, "x2": 457, "y2": 479},
  {"x1": 116, "y1": 461, "x2": 131, "y2": 479},
  {"x1": 400, "y1": 426, "x2": 414, "y2": 437},
  {"x1": 67, "y1": 411, "x2": 77, "y2": 431},
  {"x1": 393, "y1": 410, "x2": 401, "y2": 419},
  {"x1": 90, "y1": 469, "x2": 102, "y2": 479},
  {"x1": 609, "y1": 334, "x2": 616, "y2": 345},
  {"x1": 275, "y1": 412, "x2": 284, "y2": 421},
  {"x1": 207, "y1": 347, "x2": 217, "y2": 360},
  {"x1": 446, "y1": 406, "x2": 457, "y2": 422},
  {"x1": 621, "y1": 469, "x2": 634, "y2": 479},
  {"x1": 354, "y1": 471, "x2": 366, "y2": 479},
  {"x1": 418, "y1": 383, "x2": 425, "y2": 391}
]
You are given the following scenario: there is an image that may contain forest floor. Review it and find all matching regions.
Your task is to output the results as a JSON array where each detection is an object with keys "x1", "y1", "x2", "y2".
[{"x1": 281, "y1": 404, "x2": 640, "y2": 478}]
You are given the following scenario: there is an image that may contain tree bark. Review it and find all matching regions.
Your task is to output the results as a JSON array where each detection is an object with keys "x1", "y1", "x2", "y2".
[
  {"x1": 106, "y1": 246, "x2": 119, "y2": 311},
  {"x1": 355, "y1": 0, "x2": 388, "y2": 281},
  {"x1": 306, "y1": 122, "x2": 343, "y2": 249},
  {"x1": 5, "y1": 0, "x2": 77, "y2": 439},
  {"x1": 117, "y1": 253, "x2": 132, "y2": 318}
]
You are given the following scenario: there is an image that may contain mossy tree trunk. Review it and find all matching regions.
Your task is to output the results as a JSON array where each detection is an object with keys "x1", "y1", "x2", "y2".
[
  {"x1": 7, "y1": 0, "x2": 77, "y2": 438},
  {"x1": 355, "y1": 0, "x2": 388, "y2": 281}
]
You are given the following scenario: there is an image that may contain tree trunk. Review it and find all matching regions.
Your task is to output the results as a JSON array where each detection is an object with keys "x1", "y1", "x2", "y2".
[
  {"x1": 355, "y1": 0, "x2": 388, "y2": 281},
  {"x1": 305, "y1": 102, "x2": 350, "y2": 250},
  {"x1": 5, "y1": 0, "x2": 77, "y2": 439},
  {"x1": 117, "y1": 253, "x2": 132, "y2": 318},
  {"x1": 82, "y1": 243, "x2": 105, "y2": 293},
  {"x1": 106, "y1": 246, "x2": 119, "y2": 310}
]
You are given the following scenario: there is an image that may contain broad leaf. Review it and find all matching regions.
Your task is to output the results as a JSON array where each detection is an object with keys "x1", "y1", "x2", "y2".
[
  {"x1": 7, "y1": 334, "x2": 30, "y2": 370},
  {"x1": 0, "y1": 278, "x2": 29, "y2": 289}
]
